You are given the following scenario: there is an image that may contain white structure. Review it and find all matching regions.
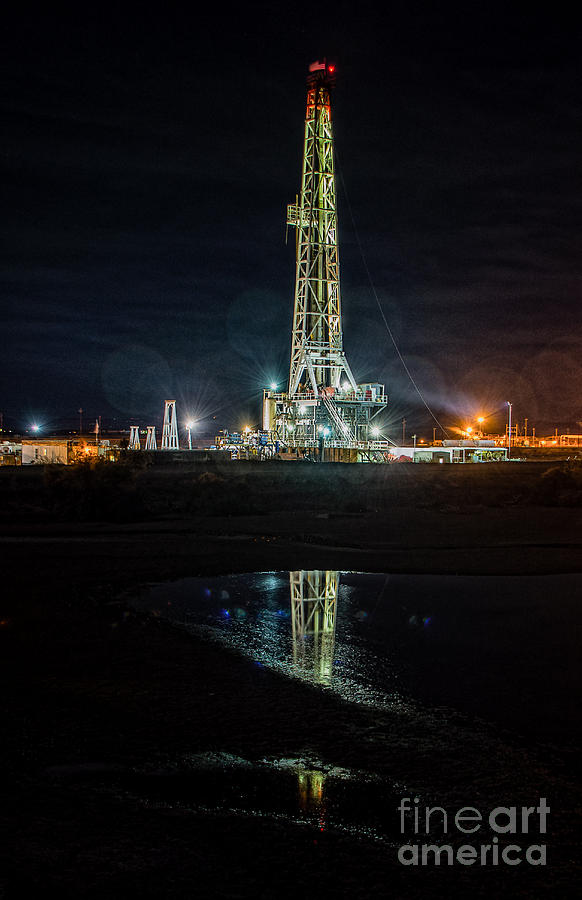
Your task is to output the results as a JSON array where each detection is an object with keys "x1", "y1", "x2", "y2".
[
  {"x1": 161, "y1": 400, "x2": 179, "y2": 450},
  {"x1": 129, "y1": 426, "x2": 141, "y2": 450},
  {"x1": 145, "y1": 426, "x2": 157, "y2": 450},
  {"x1": 21, "y1": 439, "x2": 69, "y2": 465}
]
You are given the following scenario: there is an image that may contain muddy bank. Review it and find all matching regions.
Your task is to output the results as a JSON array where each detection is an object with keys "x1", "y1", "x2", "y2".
[{"x1": 2, "y1": 458, "x2": 582, "y2": 523}]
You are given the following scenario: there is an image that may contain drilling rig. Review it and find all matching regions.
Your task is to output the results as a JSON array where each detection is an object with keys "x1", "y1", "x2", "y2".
[{"x1": 262, "y1": 60, "x2": 388, "y2": 461}]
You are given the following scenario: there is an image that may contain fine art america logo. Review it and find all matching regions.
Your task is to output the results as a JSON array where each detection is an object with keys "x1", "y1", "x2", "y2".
[{"x1": 397, "y1": 797, "x2": 549, "y2": 866}]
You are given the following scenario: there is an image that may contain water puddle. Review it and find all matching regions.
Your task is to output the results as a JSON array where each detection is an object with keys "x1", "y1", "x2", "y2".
[
  {"x1": 109, "y1": 753, "x2": 400, "y2": 842},
  {"x1": 128, "y1": 570, "x2": 582, "y2": 744},
  {"x1": 107, "y1": 570, "x2": 582, "y2": 843}
]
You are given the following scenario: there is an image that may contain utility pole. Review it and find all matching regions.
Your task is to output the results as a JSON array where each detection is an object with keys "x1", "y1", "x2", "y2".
[
  {"x1": 402, "y1": 418, "x2": 406, "y2": 446},
  {"x1": 432, "y1": 426, "x2": 436, "y2": 444},
  {"x1": 78, "y1": 407, "x2": 83, "y2": 434},
  {"x1": 507, "y1": 401, "x2": 512, "y2": 455},
  {"x1": 524, "y1": 417, "x2": 528, "y2": 441}
]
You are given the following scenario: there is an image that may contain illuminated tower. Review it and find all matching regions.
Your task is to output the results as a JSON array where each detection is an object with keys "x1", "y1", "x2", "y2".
[
  {"x1": 287, "y1": 61, "x2": 356, "y2": 398},
  {"x1": 145, "y1": 425, "x2": 157, "y2": 450},
  {"x1": 129, "y1": 425, "x2": 140, "y2": 450},
  {"x1": 263, "y1": 61, "x2": 388, "y2": 455},
  {"x1": 161, "y1": 400, "x2": 179, "y2": 450},
  {"x1": 290, "y1": 569, "x2": 339, "y2": 684}
]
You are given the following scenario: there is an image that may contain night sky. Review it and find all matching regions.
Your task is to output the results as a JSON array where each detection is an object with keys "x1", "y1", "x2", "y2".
[{"x1": 3, "y1": 4, "x2": 582, "y2": 438}]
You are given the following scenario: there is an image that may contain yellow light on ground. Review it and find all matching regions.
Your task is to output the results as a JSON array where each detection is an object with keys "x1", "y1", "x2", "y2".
[
  {"x1": 244, "y1": 426, "x2": 251, "y2": 434},
  {"x1": 477, "y1": 417, "x2": 484, "y2": 424},
  {"x1": 466, "y1": 426, "x2": 473, "y2": 433}
]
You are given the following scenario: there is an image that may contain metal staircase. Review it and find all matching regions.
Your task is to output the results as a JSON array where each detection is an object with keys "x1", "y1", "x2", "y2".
[{"x1": 320, "y1": 392, "x2": 356, "y2": 442}]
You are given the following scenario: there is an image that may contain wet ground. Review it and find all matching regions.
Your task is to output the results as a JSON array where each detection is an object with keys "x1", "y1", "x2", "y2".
[
  {"x1": 130, "y1": 570, "x2": 582, "y2": 743},
  {"x1": 1, "y1": 469, "x2": 581, "y2": 897}
]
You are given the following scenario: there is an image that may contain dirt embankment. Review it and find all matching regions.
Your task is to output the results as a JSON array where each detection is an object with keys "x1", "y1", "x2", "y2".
[
  {"x1": 1, "y1": 459, "x2": 581, "y2": 579},
  {"x1": 2, "y1": 456, "x2": 582, "y2": 521}
]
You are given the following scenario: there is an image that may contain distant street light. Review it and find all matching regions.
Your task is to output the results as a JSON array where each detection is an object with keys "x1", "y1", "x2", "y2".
[
  {"x1": 31, "y1": 423, "x2": 39, "y2": 433},
  {"x1": 371, "y1": 426, "x2": 380, "y2": 437},
  {"x1": 185, "y1": 420, "x2": 195, "y2": 450},
  {"x1": 477, "y1": 416, "x2": 484, "y2": 438},
  {"x1": 270, "y1": 382, "x2": 277, "y2": 391}
]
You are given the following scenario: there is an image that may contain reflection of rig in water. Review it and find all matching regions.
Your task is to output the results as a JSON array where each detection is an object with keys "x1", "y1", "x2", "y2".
[
  {"x1": 290, "y1": 570, "x2": 339, "y2": 685},
  {"x1": 297, "y1": 766, "x2": 327, "y2": 831}
]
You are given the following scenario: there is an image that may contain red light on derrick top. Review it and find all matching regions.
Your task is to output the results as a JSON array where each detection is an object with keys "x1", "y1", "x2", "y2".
[{"x1": 328, "y1": 65, "x2": 335, "y2": 73}]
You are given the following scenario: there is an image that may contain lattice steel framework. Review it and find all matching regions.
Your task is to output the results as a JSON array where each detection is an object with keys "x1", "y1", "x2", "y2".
[
  {"x1": 287, "y1": 61, "x2": 356, "y2": 398},
  {"x1": 129, "y1": 425, "x2": 140, "y2": 450},
  {"x1": 145, "y1": 425, "x2": 157, "y2": 450},
  {"x1": 161, "y1": 400, "x2": 179, "y2": 450}
]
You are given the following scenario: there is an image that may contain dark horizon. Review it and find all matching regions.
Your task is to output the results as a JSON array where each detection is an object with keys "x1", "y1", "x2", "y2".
[{"x1": 2, "y1": 5, "x2": 582, "y2": 439}]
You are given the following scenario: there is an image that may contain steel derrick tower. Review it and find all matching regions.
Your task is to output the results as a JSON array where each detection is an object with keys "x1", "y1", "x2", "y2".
[
  {"x1": 287, "y1": 61, "x2": 356, "y2": 397},
  {"x1": 262, "y1": 60, "x2": 388, "y2": 460}
]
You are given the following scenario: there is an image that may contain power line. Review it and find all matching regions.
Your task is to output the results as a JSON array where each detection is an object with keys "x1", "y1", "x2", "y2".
[{"x1": 336, "y1": 160, "x2": 449, "y2": 437}]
